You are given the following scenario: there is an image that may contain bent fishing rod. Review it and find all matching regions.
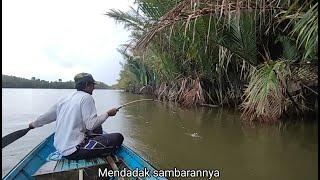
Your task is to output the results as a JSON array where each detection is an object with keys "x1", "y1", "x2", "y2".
[
  {"x1": 116, "y1": 99, "x2": 156, "y2": 110},
  {"x1": 2, "y1": 98, "x2": 157, "y2": 148}
]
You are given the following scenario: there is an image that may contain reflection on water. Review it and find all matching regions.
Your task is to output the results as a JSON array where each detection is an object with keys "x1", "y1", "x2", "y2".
[{"x1": 2, "y1": 89, "x2": 318, "y2": 180}]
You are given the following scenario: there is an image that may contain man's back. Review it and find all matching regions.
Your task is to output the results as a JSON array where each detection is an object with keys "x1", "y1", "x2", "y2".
[
  {"x1": 54, "y1": 91, "x2": 95, "y2": 156},
  {"x1": 30, "y1": 72, "x2": 122, "y2": 160}
]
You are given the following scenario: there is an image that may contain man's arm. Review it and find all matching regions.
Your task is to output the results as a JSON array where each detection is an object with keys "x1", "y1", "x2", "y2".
[
  {"x1": 81, "y1": 96, "x2": 118, "y2": 131},
  {"x1": 29, "y1": 104, "x2": 57, "y2": 128}
]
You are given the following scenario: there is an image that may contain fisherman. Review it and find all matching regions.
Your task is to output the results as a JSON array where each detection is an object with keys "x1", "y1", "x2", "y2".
[{"x1": 28, "y1": 73, "x2": 124, "y2": 160}]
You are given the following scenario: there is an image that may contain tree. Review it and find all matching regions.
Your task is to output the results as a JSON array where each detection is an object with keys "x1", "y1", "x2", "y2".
[{"x1": 106, "y1": 0, "x2": 318, "y2": 122}]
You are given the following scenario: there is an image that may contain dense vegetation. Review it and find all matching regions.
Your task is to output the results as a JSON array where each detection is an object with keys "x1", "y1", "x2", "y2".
[
  {"x1": 2, "y1": 75, "x2": 111, "y2": 89},
  {"x1": 107, "y1": 0, "x2": 318, "y2": 122}
]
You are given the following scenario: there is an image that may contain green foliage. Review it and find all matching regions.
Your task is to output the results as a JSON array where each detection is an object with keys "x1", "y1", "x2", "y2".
[
  {"x1": 275, "y1": 36, "x2": 300, "y2": 61},
  {"x1": 242, "y1": 60, "x2": 291, "y2": 122},
  {"x1": 107, "y1": 0, "x2": 318, "y2": 121},
  {"x1": 277, "y1": 1, "x2": 318, "y2": 61},
  {"x1": 292, "y1": 2, "x2": 318, "y2": 59}
]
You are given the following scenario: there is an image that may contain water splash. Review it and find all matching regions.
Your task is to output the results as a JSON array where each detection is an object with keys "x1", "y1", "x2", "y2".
[{"x1": 185, "y1": 132, "x2": 202, "y2": 138}]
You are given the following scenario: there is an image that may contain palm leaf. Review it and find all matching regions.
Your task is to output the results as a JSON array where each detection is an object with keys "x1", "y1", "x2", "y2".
[{"x1": 241, "y1": 60, "x2": 291, "y2": 122}]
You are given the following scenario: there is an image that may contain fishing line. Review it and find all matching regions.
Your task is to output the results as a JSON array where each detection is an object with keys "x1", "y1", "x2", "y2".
[{"x1": 88, "y1": 99, "x2": 160, "y2": 137}]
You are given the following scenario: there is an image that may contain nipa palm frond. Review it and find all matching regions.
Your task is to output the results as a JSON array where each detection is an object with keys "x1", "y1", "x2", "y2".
[
  {"x1": 105, "y1": 9, "x2": 146, "y2": 31},
  {"x1": 241, "y1": 60, "x2": 291, "y2": 122},
  {"x1": 291, "y1": 2, "x2": 318, "y2": 59}
]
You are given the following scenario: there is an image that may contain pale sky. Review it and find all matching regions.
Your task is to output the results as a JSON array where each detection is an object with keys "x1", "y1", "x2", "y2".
[{"x1": 2, "y1": 0, "x2": 134, "y2": 85}]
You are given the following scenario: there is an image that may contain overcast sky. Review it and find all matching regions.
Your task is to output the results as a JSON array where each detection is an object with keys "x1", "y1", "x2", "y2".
[{"x1": 2, "y1": 0, "x2": 134, "y2": 85}]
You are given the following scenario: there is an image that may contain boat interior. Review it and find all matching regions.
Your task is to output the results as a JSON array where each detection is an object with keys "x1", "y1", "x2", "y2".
[
  {"x1": 33, "y1": 155, "x2": 129, "y2": 180},
  {"x1": 6, "y1": 134, "x2": 136, "y2": 180}
]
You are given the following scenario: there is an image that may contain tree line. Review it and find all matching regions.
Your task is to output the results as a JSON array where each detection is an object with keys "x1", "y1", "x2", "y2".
[
  {"x1": 107, "y1": 0, "x2": 318, "y2": 122},
  {"x1": 2, "y1": 75, "x2": 111, "y2": 89}
]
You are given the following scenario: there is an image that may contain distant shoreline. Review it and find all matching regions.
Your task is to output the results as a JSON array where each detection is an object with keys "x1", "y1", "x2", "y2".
[
  {"x1": 2, "y1": 74, "x2": 115, "y2": 89},
  {"x1": 2, "y1": 87, "x2": 122, "y2": 90}
]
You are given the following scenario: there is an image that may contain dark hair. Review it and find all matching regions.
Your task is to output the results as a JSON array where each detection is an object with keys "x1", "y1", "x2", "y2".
[
  {"x1": 76, "y1": 82, "x2": 86, "y2": 91},
  {"x1": 75, "y1": 81, "x2": 94, "y2": 91}
]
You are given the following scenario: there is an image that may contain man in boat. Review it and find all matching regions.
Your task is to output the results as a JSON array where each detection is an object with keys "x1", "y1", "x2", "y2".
[{"x1": 28, "y1": 72, "x2": 124, "y2": 160}]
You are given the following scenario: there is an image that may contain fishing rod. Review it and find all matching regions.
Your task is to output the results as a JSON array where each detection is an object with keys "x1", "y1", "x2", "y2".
[
  {"x1": 2, "y1": 98, "x2": 159, "y2": 148},
  {"x1": 116, "y1": 99, "x2": 156, "y2": 110}
]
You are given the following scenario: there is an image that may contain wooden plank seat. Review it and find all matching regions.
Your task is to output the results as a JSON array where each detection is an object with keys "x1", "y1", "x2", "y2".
[
  {"x1": 55, "y1": 157, "x2": 108, "y2": 171},
  {"x1": 33, "y1": 157, "x2": 110, "y2": 179}
]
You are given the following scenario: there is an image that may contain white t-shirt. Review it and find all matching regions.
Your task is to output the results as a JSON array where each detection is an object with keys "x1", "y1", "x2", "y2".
[{"x1": 31, "y1": 91, "x2": 109, "y2": 156}]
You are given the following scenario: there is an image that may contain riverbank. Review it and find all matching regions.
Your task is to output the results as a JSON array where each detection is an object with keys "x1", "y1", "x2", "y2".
[{"x1": 108, "y1": 0, "x2": 318, "y2": 123}]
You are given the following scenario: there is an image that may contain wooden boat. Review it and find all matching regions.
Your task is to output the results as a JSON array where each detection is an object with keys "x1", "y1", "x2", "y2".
[{"x1": 3, "y1": 133, "x2": 167, "y2": 180}]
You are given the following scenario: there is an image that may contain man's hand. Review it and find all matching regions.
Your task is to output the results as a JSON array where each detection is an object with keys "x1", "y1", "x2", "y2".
[
  {"x1": 107, "y1": 108, "x2": 119, "y2": 117},
  {"x1": 28, "y1": 122, "x2": 35, "y2": 129}
]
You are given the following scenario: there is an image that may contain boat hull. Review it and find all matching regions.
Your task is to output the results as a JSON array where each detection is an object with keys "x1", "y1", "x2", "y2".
[{"x1": 3, "y1": 133, "x2": 166, "y2": 180}]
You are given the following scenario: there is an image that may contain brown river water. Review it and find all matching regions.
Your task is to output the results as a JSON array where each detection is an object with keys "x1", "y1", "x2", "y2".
[{"x1": 2, "y1": 88, "x2": 318, "y2": 179}]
